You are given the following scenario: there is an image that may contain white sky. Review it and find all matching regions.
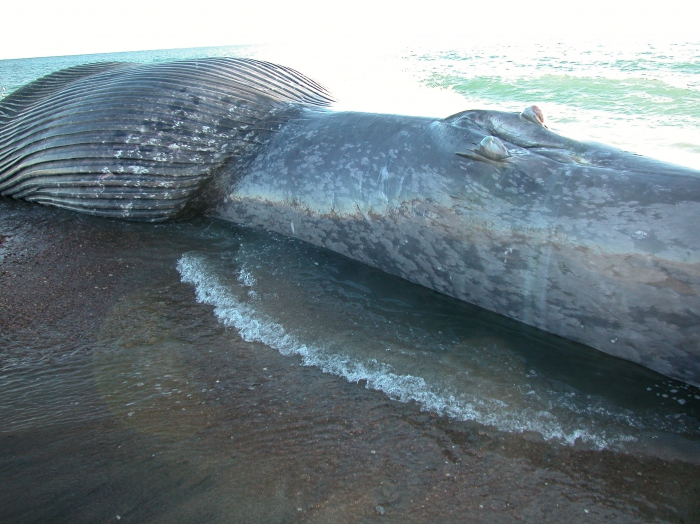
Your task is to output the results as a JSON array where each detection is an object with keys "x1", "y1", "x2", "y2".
[{"x1": 1, "y1": 0, "x2": 698, "y2": 60}]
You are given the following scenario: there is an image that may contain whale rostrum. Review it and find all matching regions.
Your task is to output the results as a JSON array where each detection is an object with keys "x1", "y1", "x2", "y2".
[{"x1": 1, "y1": 58, "x2": 699, "y2": 385}]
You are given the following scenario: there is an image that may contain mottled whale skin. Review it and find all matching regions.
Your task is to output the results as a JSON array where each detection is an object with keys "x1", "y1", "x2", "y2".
[{"x1": 1, "y1": 58, "x2": 699, "y2": 385}]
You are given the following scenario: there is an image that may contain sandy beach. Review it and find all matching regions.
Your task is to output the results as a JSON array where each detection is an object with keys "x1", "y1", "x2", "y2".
[{"x1": 1, "y1": 198, "x2": 699, "y2": 523}]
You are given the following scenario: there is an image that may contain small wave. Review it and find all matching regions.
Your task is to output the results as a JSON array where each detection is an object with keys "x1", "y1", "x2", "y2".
[
  {"x1": 177, "y1": 253, "x2": 637, "y2": 449},
  {"x1": 426, "y1": 73, "x2": 700, "y2": 121}
]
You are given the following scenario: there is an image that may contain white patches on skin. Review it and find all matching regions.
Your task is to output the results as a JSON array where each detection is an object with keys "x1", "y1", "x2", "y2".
[
  {"x1": 503, "y1": 247, "x2": 514, "y2": 265},
  {"x1": 129, "y1": 166, "x2": 150, "y2": 175},
  {"x1": 114, "y1": 150, "x2": 123, "y2": 158}
]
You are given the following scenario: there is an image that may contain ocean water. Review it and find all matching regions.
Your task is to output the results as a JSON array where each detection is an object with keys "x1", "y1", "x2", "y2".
[{"x1": 2, "y1": 42, "x2": 700, "y2": 522}]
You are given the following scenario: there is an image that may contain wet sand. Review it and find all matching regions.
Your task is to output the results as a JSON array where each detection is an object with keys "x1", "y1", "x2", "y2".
[{"x1": 1, "y1": 199, "x2": 699, "y2": 523}]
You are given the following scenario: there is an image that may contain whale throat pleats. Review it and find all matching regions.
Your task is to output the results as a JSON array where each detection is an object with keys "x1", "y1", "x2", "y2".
[{"x1": 0, "y1": 58, "x2": 334, "y2": 221}]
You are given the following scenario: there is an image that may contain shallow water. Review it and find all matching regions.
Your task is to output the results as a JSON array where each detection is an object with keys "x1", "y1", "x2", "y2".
[
  {"x1": 175, "y1": 227, "x2": 700, "y2": 451},
  {"x1": 6, "y1": 207, "x2": 698, "y2": 450},
  {"x1": 1, "y1": 200, "x2": 699, "y2": 523}
]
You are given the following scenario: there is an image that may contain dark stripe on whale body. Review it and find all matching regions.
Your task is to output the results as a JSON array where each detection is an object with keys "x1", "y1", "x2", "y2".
[
  {"x1": 1, "y1": 57, "x2": 699, "y2": 386},
  {"x1": 0, "y1": 58, "x2": 333, "y2": 220}
]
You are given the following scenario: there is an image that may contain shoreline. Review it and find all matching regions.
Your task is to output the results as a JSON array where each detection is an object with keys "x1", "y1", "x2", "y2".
[{"x1": 1, "y1": 199, "x2": 699, "y2": 523}]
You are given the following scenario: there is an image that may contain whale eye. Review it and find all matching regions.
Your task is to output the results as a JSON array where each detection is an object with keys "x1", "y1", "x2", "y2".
[
  {"x1": 521, "y1": 105, "x2": 546, "y2": 126},
  {"x1": 478, "y1": 136, "x2": 510, "y2": 161}
]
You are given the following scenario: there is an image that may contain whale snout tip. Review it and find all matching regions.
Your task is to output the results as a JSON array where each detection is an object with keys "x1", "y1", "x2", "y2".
[
  {"x1": 479, "y1": 136, "x2": 510, "y2": 161},
  {"x1": 521, "y1": 105, "x2": 546, "y2": 127}
]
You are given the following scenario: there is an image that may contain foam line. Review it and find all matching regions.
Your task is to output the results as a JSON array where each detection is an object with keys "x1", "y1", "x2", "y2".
[{"x1": 177, "y1": 253, "x2": 636, "y2": 449}]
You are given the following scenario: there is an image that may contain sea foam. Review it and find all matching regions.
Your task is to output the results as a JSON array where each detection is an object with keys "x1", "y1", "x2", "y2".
[{"x1": 177, "y1": 252, "x2": 641, "y2": 449}]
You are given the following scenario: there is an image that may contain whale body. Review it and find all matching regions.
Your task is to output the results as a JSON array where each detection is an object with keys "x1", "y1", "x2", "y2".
[{"x1": 1, "y1": 58, "x2": 699, "y2": 385}]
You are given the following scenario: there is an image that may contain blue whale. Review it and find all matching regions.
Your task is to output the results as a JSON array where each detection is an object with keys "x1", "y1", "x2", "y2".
[{"x1": 1, "y1": 58, "x2": 699, "y2": 385}]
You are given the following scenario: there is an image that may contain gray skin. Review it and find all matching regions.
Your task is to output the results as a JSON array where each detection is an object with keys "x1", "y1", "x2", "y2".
[
  {"x1": 1, "y1": 58, "x2": 699, "y2": 385},
  {"x1": 217, "y1": 107, "x2": 700, "y2": 386}
]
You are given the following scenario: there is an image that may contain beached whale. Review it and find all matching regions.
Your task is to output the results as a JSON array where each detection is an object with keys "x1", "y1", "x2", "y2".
[{"x1": 1, "y1": 58, "x2": 699, "y2": 385}]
